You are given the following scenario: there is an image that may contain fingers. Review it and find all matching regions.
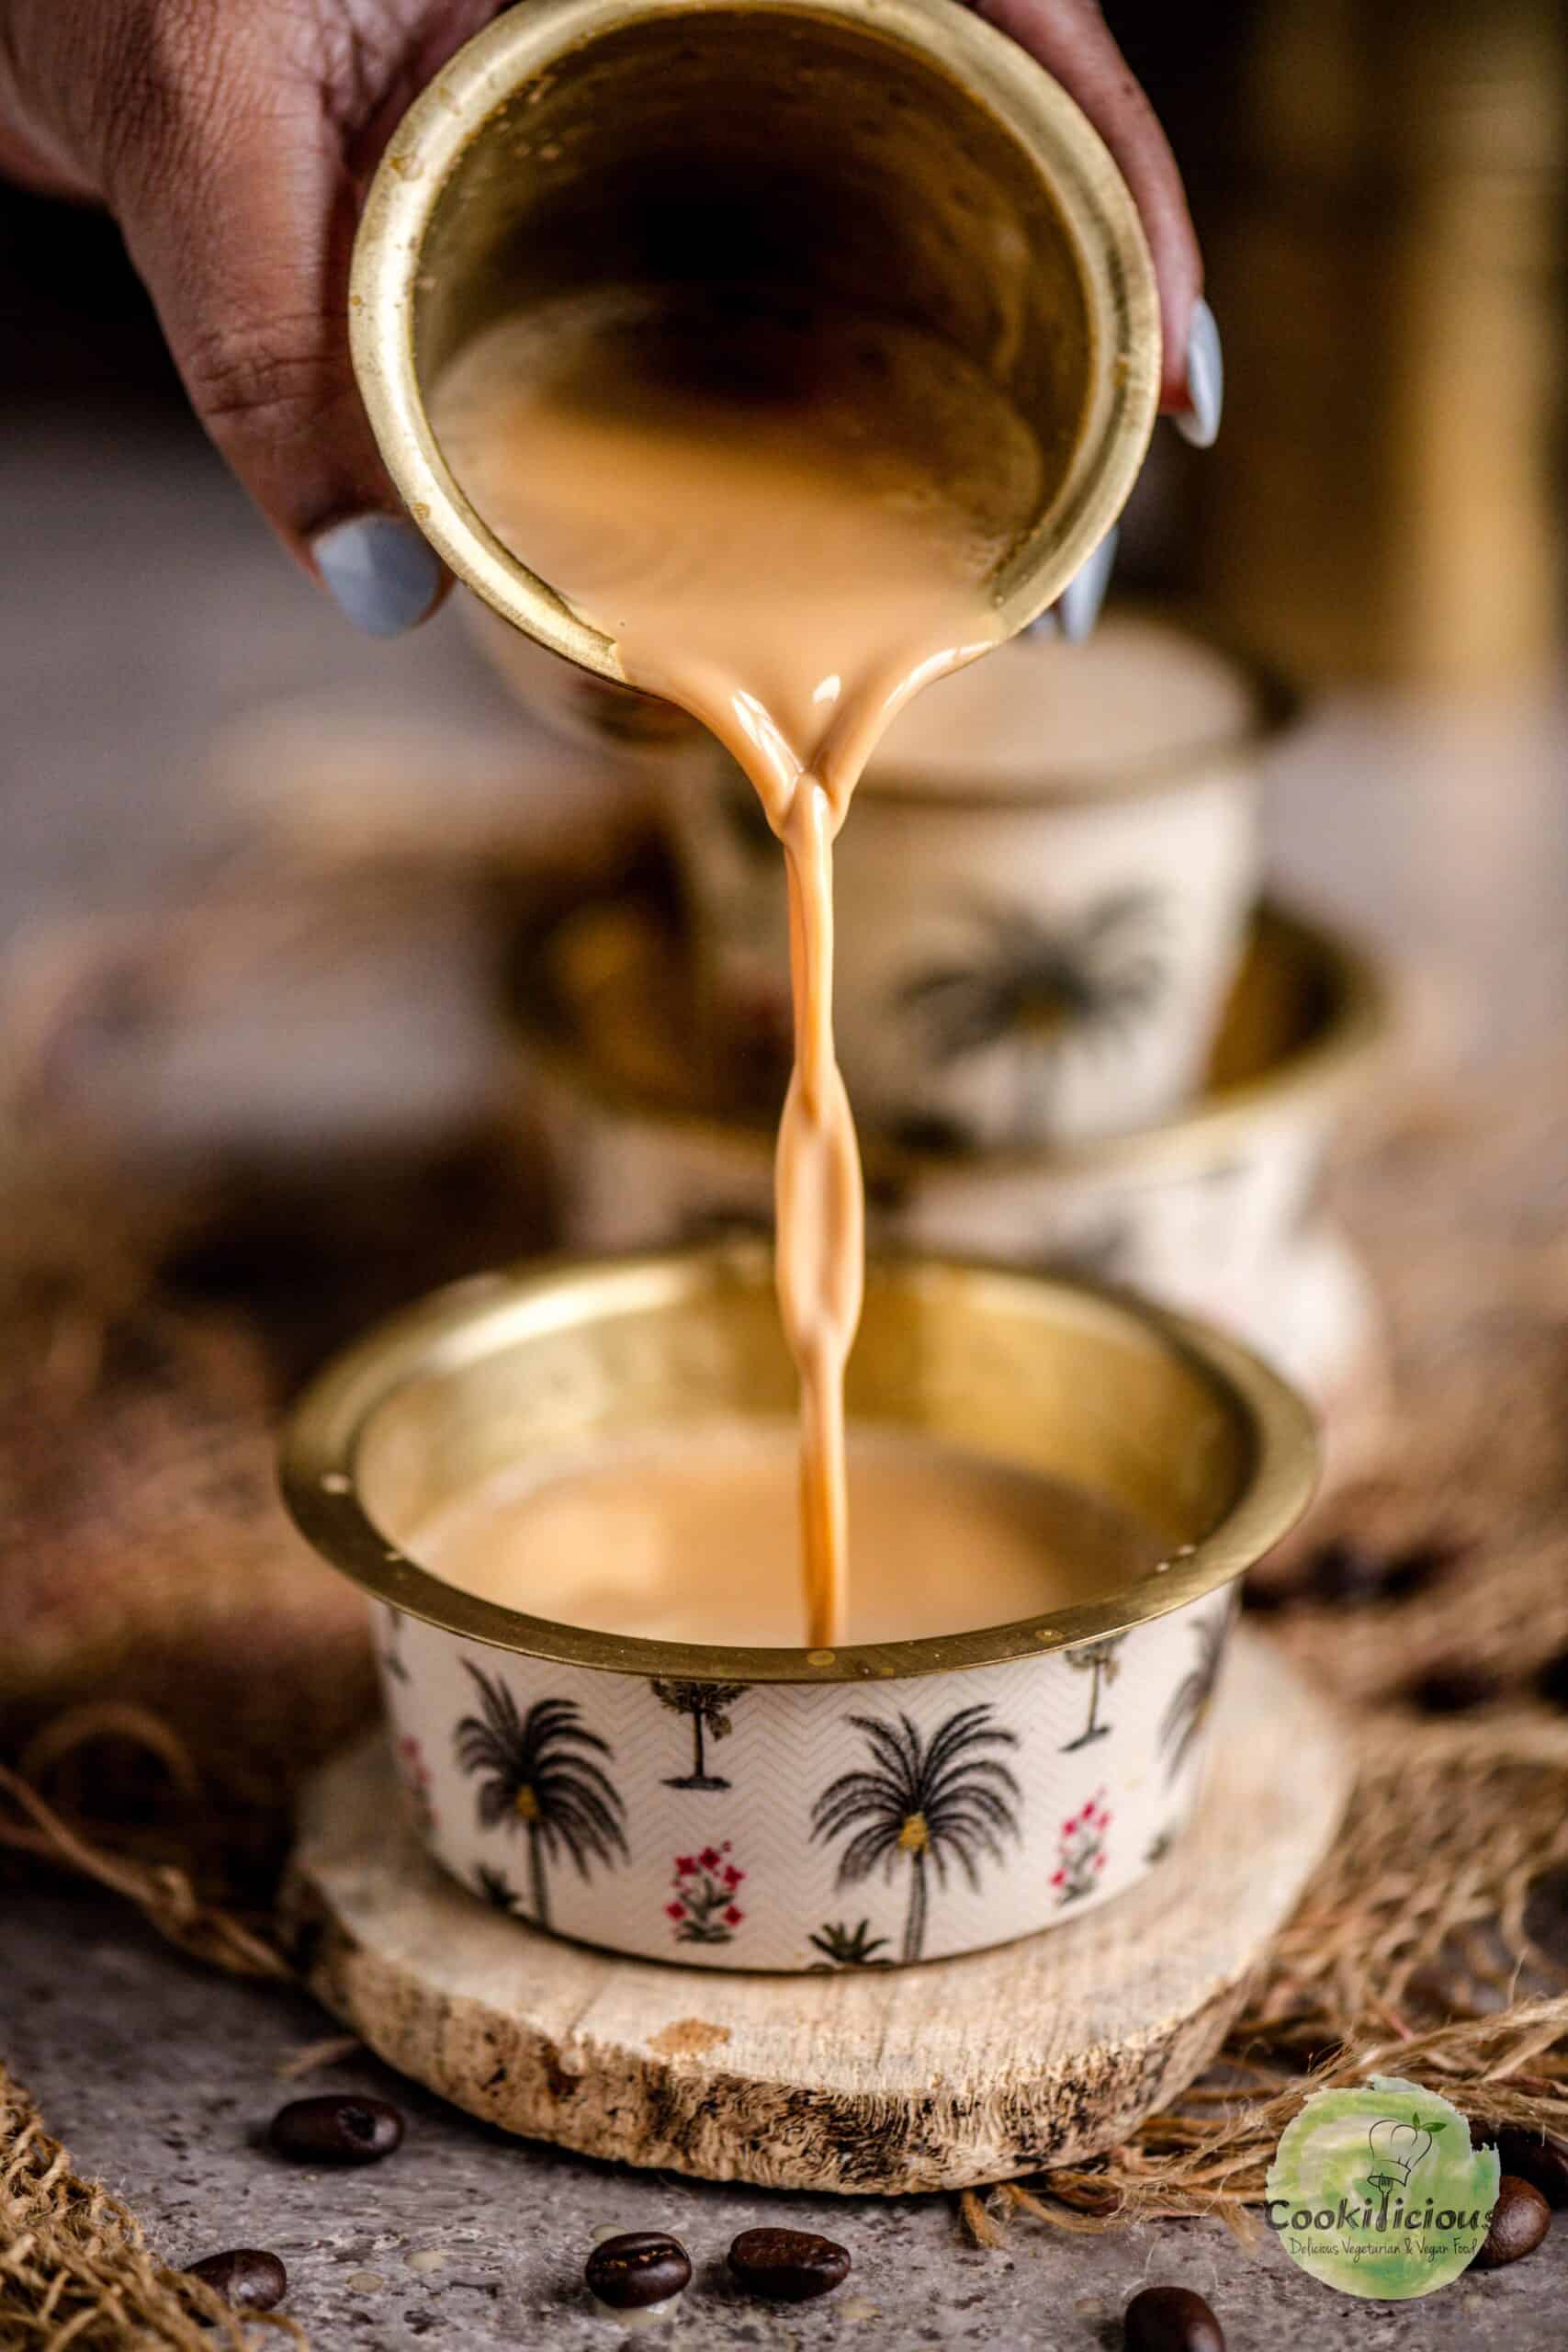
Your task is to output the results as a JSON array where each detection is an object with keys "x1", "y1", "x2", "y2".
[
  {"x1": 102, "y1": 26, "x2": 444, "y2": 632},
  {"x1": 973, "y1": 0, "x2": 1207, "y2": 417}
]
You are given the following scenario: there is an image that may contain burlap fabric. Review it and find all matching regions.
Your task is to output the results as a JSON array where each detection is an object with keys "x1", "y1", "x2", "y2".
[{"x1": 5, "y1": 1052, "x2": 1568, "y2": 2341}]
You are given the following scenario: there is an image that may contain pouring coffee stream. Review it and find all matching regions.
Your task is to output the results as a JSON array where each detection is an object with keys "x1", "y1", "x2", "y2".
[
  {"x1": 431, "y1": 290, "x2": 1045, "y2": 1645},
  {"x1": 359, "y1": 0, "x2": 1161, "y2": 1649}
]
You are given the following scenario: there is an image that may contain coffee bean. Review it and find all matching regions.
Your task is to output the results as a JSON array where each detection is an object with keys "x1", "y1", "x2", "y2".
[
  {"x1": 268, "y1": 2093, "x2": 403, "y2": 2165},
  {"x1": 185, "y1": 2249, "x2": 288, "y2": 2311},
  {"x1": 1381, "y1": 1541, "x2": 1462, "y2": 1600},
  {"x1": 583, "y1": 2232, "x2": 691, "y2": 2312},
  {"x1": 1495, "y1": 2129, "x2": 1568, "y2": 2209},
  {"x1": 1408, "y1": 1666, "x2": 1499, "y2": 1716},
  {"x1": 1305, "y1": 1539, "x2": 1387, "y2": 1607},
  {"x1": 1238, "y1": 1569, "x2": 1303, "y2": 1616},
  {"x1": 727, "y1": 2225, "x2": 851, "y2": 2302},
  {"x1": 1304, "y1": 1536, "x2": 1461, "y2": 1610},
  {"x1": 1536, "y1": 1647, "x2": 1568, "y2": 1713},
  {"x1": 1123, "y1": 2284, "x2": 1224, "y2": 2352},
  {"x1": 1472, "y1": 2174, "x2": 1551, "y2": 2269}
]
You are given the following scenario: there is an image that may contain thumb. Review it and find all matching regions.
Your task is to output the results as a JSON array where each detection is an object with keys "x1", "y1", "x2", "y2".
[{"x1": 111, "y1": 72, "x2": 444, "y2": 637}]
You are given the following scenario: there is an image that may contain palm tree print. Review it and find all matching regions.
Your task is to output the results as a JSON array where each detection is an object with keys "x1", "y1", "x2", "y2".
[
  {"x1": 453, "y1": 1664, "x2": 627, "y2": 1932},
  {"x1": 897, "y1": 890, "x2": 1168, "y2": 1140},
  {"x1": 1160, "y1": 1611, "x2": 1229, "y2": 1783},
  {"x1": 379, "y1": 1603, "x2": 410, "y2": 1683},
  {"x1": 1060, "y1": 1634, "x2": 1127, "y2": 1751},
  {"x1": 810, "y1": 1704, "x2": 1023, "y2": 1964},
  {"x1": 651, "y1": 1679, "x2": 750, "y2": 1790},
  {"x1": 807, "y1": 1919, "x2": 893, "y2": 1971},
  {"x1": 473, "y1": 1863, "x2": 523, "y2": 1916}
]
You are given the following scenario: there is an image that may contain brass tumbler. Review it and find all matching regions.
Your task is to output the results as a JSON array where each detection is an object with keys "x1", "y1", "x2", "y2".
[{"x1": 350, "y1": 0, "x2": 1160, "y2": 688}]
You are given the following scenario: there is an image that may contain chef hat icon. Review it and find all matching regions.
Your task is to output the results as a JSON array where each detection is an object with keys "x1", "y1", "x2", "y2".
[{"x1": 1366, "y1": 2114, "x2": 1437, "y2": 2187}]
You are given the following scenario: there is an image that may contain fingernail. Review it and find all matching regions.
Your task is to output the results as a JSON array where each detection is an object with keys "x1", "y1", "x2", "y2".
[
  {"x1": 1175, "y1": 299, "x2": 1224, "y2": 448},
  {"x1": 311, "y1": 514, "x2": 443, "y2": 638},
  {"x1": 1055, "y1": 526, "x2": 1118, "y2": 645}
]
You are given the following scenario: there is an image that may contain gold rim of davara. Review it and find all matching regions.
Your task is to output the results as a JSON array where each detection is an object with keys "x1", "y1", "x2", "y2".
[
  {"x1": 348, "y1": 0, "x2": 1160, "y2": 682},
  {"x1": 279, "y1": 1247, "x2": 1318, "y2": 1686},
  {"x1": 506, "y1": 901, "x2": 1393, "y2": 1189}
]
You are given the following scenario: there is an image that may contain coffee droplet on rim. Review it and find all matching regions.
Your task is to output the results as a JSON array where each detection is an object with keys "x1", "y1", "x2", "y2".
[
  {"x1": 1122, "y1": 2284, "x2": 1225, "y2": 2352},
  {"x1": 185, "y1": 2250, "x2": 288, "y2": 2311},
  {"x1": 1472, "y1": 2176, "x2": 1551, "y2": 2270},
  {"x1": 584, "y1": 2231, "x2": 692, "y2": 2312},
  {"x1": 728, "y1": 2225, "x2": 851, "y2": 2303},
  {"x1": 269, "y1": 2093, "x2": 404, "y2": 2165}
]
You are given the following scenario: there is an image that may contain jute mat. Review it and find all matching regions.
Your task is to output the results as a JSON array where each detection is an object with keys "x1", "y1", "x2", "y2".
[{"x1": 4, "y1": 1052, "x2": 1568, "y2": 2341}]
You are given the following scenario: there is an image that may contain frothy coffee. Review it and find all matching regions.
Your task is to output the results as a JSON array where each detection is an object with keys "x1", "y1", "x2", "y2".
[
  {"x1": 433, "y1": 286, "x2": 1045, "y2": 1644},
  {"x1": 408, "y1": 1421, "x2": 1159, "y2": 1648}
]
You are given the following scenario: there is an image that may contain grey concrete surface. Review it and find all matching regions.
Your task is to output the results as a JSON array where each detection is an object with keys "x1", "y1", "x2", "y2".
[{"x1": 9, "y1": 1884, "x2": 1568, "y2": 2350}]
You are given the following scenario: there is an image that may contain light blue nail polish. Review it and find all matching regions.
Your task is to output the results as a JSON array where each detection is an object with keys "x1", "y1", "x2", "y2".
[
  {"x1": 311, "y1": 514, "x2": 443, "y2": 638},
  {"x1": 1055, "y1": 525, "x2": 1118, "y2": 645},
  {"x1": 1175, "y1": 300, "x2": 1224, "y2": 449}
]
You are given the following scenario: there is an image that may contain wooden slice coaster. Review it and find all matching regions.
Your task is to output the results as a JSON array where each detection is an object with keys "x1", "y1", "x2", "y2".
[{"x1": 283, "y1": 1628, "x2": 1349, "y2": 2195}]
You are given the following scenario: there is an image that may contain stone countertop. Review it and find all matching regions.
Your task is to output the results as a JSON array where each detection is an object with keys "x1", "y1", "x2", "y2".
[
  {"x1": 4, "y1": 414, "x2": 1567, "y2": 2346},
  {"x1": 13, "y1": 1885, "x2": 1568, "y2": 2351}
]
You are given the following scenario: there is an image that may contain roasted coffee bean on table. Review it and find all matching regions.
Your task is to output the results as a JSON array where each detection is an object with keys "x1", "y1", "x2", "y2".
[
  {"x1": 184, "y1": 2249, "x2": 288, "y2": 2311},
  {"x1": 727, "y1": 2225, "x2": 851, "y2": 2302},
  {"x1": 1407, "y1": 1665, "x2": 1501, "y2": 1716},
  {"x1": 1303, "y1": 1539, "x2": 1387, "y2": 1606},
  {"x1": 268, "y1": 2093, "x2": 404, "y2": 2165},
  {"x1": 1122, "y1": 2282, "x2": 1225, "y2": 2352},
  {"x1": 1536, "y1": 1647, "x2": 1568, "y2": 1713},
  {"x1": 1378, "y1": 1540, "x2": 1464, "y2": 1600},
  {"x1": 1303, "y1": 1537, "x2": 1455, "y2": 1609},
  {"x1": 1472, "y1": 2175, "x2": 1551, "y2": 2270},
  {"x1": 583, "y1": 2232, "x2": 692, "y2": 2312},
  {"x1": 1494, "y1": 2128, "x2": 1568, "y2": 2209},
  {"x1": 1237, "y1": 1568, "x2": 1303, "y2": 1615}
]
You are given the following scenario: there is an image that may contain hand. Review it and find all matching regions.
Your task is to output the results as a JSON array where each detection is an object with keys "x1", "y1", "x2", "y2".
[
  {"x1": 972, "y1": 0, "x2": 1214, "y2": 432},
  {"x1": 0, "y1": 0, "x2": 491, "y2": 633},
  {"x1": 0, "y1": 0, "x2": 1213, "y2": 639}
]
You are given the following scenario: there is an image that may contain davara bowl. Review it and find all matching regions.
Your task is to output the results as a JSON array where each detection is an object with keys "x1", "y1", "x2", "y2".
[{"x1": 280, "y1": 1246, "x2": 1314, "y2": 1971}]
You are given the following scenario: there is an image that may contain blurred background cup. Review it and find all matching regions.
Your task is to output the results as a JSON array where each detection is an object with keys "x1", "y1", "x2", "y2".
[
  {"x1": 658, "y1": 614, "x2": 1285, "y2": 1145},
  {"x1": 502, "y1": 879, "x2": 1391, "y2": 1467}
]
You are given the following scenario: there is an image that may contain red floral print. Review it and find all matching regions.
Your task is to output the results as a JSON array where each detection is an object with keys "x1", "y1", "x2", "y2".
[
  {"x1": 668, "y1": 1847, "x2": 749, "y2": 1945},
  {"x1": 1053, "y1": 1790, "x2": 1111, "y2": 1905}
]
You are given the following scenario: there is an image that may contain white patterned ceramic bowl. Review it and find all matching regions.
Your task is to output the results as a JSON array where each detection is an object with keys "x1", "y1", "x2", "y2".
[
  {"x1": 657, "y1": 616, "x2": 1290, "y2": 1144},
  {"x1": 280, "y1": 1247, "x2": 1314, "y2": 1972},
  {"x1": 503, "y1": 891, "x2": 1388, "y2": 1420}
]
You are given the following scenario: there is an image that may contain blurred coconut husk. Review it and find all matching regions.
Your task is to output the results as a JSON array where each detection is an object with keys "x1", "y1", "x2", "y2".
[{"x1": 0, "y1": 850, "x2": 561, "y2": 1856}]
